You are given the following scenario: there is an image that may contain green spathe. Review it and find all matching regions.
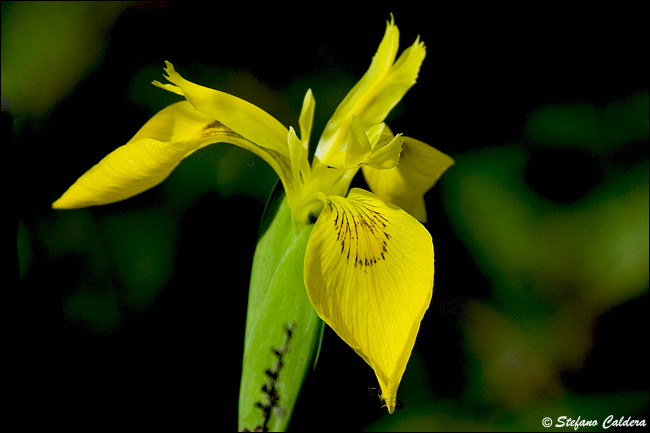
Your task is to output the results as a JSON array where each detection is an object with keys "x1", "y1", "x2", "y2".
[{"x1": 239, "y1": 188, "x2": 323, "y2": 432}]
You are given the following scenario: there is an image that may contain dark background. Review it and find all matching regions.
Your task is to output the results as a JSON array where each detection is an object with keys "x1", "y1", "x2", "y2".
[{"x1": 5, "y1": 2, "x2": 647, "y2": 430}]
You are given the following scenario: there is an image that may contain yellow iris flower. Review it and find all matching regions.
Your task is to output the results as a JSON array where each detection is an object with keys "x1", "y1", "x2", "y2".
[{"x1": 52, "y1": 16, "x2": 453, "y2": 413}]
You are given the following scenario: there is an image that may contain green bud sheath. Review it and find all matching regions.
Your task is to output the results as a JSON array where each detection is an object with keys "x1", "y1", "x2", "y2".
[{"x1": 238, "y1": 185, "x2": 323, "y2": 432}]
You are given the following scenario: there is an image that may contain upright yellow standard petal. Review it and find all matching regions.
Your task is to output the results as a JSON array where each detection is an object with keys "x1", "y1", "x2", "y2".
[
  {"x1": 304, "y1": 188, "x2": 434, "y2": 413},
  {"x1": 315, "y1": 18, "x2": 398, "y2": 165},
  {"x1": 314, "y1": 16, "x2": 425, "y2": 167},
  {"x1": 362, "y1": 136, "x2": 454, "y2": 222}
]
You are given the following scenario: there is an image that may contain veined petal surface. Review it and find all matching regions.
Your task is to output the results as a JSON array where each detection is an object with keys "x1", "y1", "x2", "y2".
[
  {"x1": 304, "y1": 188, "x2": 434, "y2": 413},
  {"x1": 362, "y1": 136, "x2": 454, "y2": 222},
  {"x1": 153, "y1": 61, "x2": 290, "y2": 157}
]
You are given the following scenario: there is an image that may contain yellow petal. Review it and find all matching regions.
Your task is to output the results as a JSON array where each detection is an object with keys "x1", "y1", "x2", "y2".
[
  {"x1": 359, "y1": 34, "x2": 425, "y2": 128},
  {"x1": 315, "y1": 17, "x2": 398, "y2": 164},
  {"x1": 153, "y1": 61, "x2": 290, "y2": 158},
  {"x1": 364, "y1": 133, "x2": 403, "y2": 170},
  {"x1": 53, "y1": 101, "x2": 294, "y2": 209},
  {"x1": 288, "y1": 126, "x2": 308, "y2": 202},
  {"x1": 315, "y1": 16, "x2": 425, "y2": 166},
  {"x1": 288, "y1": 89, "x2": 314, "y2": 190},
  {"x1": 304, "y1": 188, "x2": 434, "y2": 413},
  {"x1": 52, "y1": 102, "x2": 214, "y2": 208},
  {"x1": 344, "y1": 115, "x2": 372, "y2": 168},
  {"x1": 362, "y1": 136, "x2": 454, "y2": 222},
  {"x1": 298, "y1": 88, "x2": 315, "y2": 145}
]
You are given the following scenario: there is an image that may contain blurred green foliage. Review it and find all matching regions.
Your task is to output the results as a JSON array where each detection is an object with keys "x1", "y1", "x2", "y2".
[
  {"x1": 1, "y1": 1, "x2": 132, "y2": 115},
  {"x1": 6, "y1": 2, "x2": 648, "y2": 430},
  {"x1": 366, "y1": 92, "x2": 649, "y2": 431}
]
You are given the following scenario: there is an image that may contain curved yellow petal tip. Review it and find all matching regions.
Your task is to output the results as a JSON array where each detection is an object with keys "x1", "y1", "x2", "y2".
[
  {"x1": 151, "y1": 61, "x2": 185, "y2": 96},
  {"x1": 304, "y1": 188, "x2": 434, "y2": 412}
]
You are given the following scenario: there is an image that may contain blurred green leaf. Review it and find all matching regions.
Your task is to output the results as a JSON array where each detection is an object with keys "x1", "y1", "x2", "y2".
[
  {"x1": 101, "y1": 208, "x2": 178, "y2": 311},
  {"x1": 62, "y1": 290, "x2": 121, "y2": 334},
  {"x1": 524, "y1": 91, "x2": 649, "y2": 151},
  {"x1": 1, "y1": 1, "x2": 132, "y2": 115}
]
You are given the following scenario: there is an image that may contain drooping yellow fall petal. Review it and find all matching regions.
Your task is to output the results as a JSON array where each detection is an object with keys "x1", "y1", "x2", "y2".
[
  {"x1": 52, "y1": 101, "x2": 294, "y2": 209},
  {"x1": 362, "y1": 136, "x2": 454, "y2": 222},
  {"x1": 152, "y1": 61, "x2": 290, "y2": 158},
  {"x1": 52, "y1": 101, "x2": 215, "y2": 208},
  {"x1": 304, "y1": 188, "x2": 434, "y2": 413}
]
